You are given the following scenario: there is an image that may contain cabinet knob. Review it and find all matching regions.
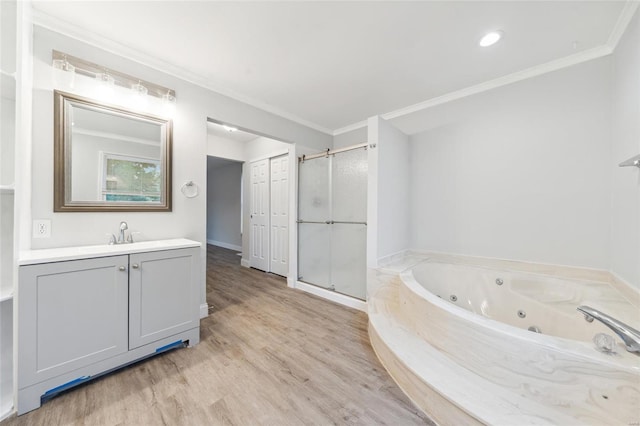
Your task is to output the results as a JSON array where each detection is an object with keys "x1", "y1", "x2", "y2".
[
  {"x1": 132, "y1": 263, "x2": 139, "y2": 269},
  {"x1": 118, "y1": 266, "x2": 126, "y2": 271}
]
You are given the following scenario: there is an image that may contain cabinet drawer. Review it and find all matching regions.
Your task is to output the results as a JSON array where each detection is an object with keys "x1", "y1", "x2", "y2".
[{"x1": 18, "y1": 255, "x2": 129, "y2": 388}]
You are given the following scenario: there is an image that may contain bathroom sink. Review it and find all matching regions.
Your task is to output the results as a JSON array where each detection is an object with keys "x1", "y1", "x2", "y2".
[{"x1": 18, "y1": 239, "x2": 201, "y2": 265}]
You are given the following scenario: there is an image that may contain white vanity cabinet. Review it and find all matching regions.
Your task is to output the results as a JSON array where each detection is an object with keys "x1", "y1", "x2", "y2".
[
  {"x1": 16, "y1": 239, "x2": 201, "y2": 415},
  {"x1": 18, "y1": 255, "x2": 130, "y2": 387},
  {"x1": 129, "y1": 248, "x2": 199, "y2": 349}
]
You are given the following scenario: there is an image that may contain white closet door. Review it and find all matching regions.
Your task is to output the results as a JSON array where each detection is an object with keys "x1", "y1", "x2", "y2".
[
  {"x1": 250, "y1": 159, "x2": 270, "y2": 271},
  {"x1": 270, "y1": 155, "x2": 289, "y2": 277}
]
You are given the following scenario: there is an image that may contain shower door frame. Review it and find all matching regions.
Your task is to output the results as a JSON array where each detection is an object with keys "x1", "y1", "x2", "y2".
[{"x1": 295, "y1": 142, "x2": 368, "y2": 310}]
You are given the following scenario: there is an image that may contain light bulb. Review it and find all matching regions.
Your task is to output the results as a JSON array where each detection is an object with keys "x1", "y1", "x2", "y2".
[
  {"x1": 94, "y1": 72, "x2": 115, "y2": 101},
  {"x1": 162, "y1": 91, "x2": 176, "y2": 117},
  {"x1": 52, "y1": 58, "x2": 76, "y2": 88},
  {"x1": 130, "y1": 82, "x2": 148, "y2": 109}
]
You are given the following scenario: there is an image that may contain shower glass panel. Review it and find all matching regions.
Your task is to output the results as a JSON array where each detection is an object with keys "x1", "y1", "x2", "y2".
[
  {"x1": 297, "y1": 144, "x2": 367, "y2": 301},
  {"x1": 298, "y1": 156, "x2": 329, "y2": 223},
  {"x1": 332, "y1": 148, "x2": 367, "y2": 223},
  {"x1": 331, "y1": 223, "x2": 367, "y2": 300},
  {"x1": 298, "y1": 223, "x2": 331, "y2": 288}
]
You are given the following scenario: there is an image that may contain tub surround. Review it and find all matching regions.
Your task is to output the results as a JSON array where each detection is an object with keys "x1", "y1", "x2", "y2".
[
  {"x1": 376, "y1": 250, "x2": 638, "y2": 307},
  {"x1": 369, "y1": 251, "x2": 640, "y2": 425},
  {"x1": 369, "y1": 284, "x2": 578, "y2": 425}
]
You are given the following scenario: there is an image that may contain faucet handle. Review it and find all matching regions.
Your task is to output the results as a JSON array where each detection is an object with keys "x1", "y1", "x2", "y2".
[
  {"x1": 127, "y1": 231, "x2": 141, "y2": 243},
  {"x1": 107, "y1": 233, "x2": 117, "y2": 245}
]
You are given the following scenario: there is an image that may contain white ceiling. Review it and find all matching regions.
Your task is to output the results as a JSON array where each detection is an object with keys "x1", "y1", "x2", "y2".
[
  {"x1": 206, "y1": 121, "x2": 260, "y2": 144},
  {"x1": 33, "y1": 1, "x2": 630, "y2": 134}
]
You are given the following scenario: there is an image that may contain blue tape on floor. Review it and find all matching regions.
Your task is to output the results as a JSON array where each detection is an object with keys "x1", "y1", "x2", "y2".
[
  {"x1": 44, "y1": 376, "x2": 90, "y2": 396},
  {"x1": 155, "y1": 340, "x2": 184, "y2": 353}
]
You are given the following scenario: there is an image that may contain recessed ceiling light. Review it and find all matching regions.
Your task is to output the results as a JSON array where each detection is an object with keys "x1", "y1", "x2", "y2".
[
  {"x1": 479, "y1": 31, "x2": 503, "y2": 47},
  {"x1": 222, "y1": 125, "x2": 238, "y2": 132}
]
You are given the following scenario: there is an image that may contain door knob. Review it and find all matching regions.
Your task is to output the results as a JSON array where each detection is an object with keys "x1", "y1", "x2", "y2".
[
  {"x1": 118, "y1": 266, "x2": 126, "y2": 271},
  {"x1": 132, "y1": 263, "x2": 139, "y2": 269}
]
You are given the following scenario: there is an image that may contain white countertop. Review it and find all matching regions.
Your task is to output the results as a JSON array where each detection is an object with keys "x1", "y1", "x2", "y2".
[{"x1": 18, "y1": 238, "x2": 201, "y2": 265}]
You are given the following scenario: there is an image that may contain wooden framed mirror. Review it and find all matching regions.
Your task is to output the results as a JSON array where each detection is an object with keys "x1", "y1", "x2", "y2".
[{"x1": 54, "y1": 90, "x2": 172, "y2": 212}]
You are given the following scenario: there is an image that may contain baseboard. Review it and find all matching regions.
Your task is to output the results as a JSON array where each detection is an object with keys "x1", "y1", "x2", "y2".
[
  {"x1": 207, "y1": 239, "x2": 242, "y2": 252},
  {"x1": 240, "y1": 258, "x2": 251, "y2": 268},
  {"x1": 377, "y1": 249, "x2": 411, "y2": 267},
  {"x1": 199, "y1": 303, "x2": 208, "y2": 319},
  {"x1": 0, "y1": 405, "x2": 14, "y2": 423},
  {"x1": 294, "y1": 281, "x2": 367, "y2": 312}
]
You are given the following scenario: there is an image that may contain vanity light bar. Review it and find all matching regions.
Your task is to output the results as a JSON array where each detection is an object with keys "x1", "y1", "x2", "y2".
[{"x1": 52, "y1": 50, "x2": 176, "y2": 100}]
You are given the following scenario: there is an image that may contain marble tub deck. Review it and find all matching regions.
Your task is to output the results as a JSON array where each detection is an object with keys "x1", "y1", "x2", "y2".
[{"x1": 368, "y1": 252, "x2": 640, "y2": 425}]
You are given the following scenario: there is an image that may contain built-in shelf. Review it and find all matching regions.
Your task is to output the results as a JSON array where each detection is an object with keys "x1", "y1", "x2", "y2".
[{"x1": 0, "y1": 184, "x2": 15, "y2": 194}]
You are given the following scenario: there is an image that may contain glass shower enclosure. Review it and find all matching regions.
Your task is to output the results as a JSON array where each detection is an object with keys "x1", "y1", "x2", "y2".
[{"x1": 297, "y1": 145, "x2": 367, "y2": 300}]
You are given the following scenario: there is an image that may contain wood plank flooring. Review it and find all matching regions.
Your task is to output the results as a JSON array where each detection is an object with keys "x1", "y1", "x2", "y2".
[{"x1": 2, "y1": 245, "x2": 433, "y2": 425}]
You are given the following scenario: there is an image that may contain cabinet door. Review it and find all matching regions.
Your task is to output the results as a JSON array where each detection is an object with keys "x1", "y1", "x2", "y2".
[
  {"x1": 18, "y1": 256, "x2": 129, "y2": 387},
  {"x1": 129, "y1": 248, "x2": 199, "y2": 350}
]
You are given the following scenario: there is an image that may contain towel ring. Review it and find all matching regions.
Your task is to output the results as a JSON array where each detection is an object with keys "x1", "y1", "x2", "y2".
[{"x1": 181, "y1": 181, "x2": 199, "y2": 198}]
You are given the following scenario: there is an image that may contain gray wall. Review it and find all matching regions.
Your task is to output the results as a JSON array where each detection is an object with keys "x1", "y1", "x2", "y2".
[
  {"x1": 206, "y1": 159, "x2": 242, "y2": 250},
  {"x1": 333, "y1": 126, "x2": 367, "y2": 149},
  {"x1": 610, "y1": 10, "x2": 640, "y2": 288},
  {"x1": 371, "y1": 117, "x2": 410, "y2": 260},
  {"x1": 29, "y1": 26, "x2": 332, "y2": 313},
  {"x1": 408, "y1": 57, "x2": 612, "y2": 270}
]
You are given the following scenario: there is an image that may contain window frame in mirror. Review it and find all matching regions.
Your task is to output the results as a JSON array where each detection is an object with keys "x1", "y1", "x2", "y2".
[{"x1": 53, "y1": 90, "x2": 173, "y2": 212}]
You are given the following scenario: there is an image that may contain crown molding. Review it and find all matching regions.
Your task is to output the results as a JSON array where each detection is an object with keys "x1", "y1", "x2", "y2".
[
  {"x1": 30, "y1": 2, "x2": 638, "y2": 140},
  {"x1": 333, "y1": 2, "x2": 637, "y2": 136},
  {"x1": 31, "y1": 8, "x2": 334, "y2": 136},
  {"x1": 382, "y1": 45, "x2": 612, "y2": 123},
  {"x1": 333, "y1": 120, "x2": 368, "y2": 136},
  {"x1": 333, "y1": 44, "x2": 613, "y2": 136},
  {"x1": 606, "y1": 0, "x2": 639, "y2": 50}
]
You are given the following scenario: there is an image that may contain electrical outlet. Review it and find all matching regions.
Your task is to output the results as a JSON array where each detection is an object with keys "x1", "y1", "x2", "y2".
[{"x1": 33, "y1": 219, "x2": 51, "y2": 238}]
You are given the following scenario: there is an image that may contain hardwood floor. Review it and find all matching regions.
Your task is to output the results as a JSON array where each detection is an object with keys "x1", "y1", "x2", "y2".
[{"x1": 2, "y1": 245, "x2": 433, "y2": 425}]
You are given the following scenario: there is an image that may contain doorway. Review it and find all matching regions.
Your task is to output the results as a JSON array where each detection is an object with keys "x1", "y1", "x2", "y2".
[
  {"x1": 206, "y1": 156, "x2": 243, "y2": 252},
  {"x1": 207, "y1": 120, "x2": 292, "y2": 278}
]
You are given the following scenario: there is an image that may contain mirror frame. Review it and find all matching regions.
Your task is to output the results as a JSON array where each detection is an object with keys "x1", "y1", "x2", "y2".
[{"x1": 54, "y1": 90, "x2": 173, "y2": 212}]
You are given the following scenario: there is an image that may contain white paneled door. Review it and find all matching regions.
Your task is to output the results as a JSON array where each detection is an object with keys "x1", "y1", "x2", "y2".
[
  {"x1": 270, "y1": 155, "x2": 289, "y2": 276},
  {"x1": 250, "y1": 159, "x2": 270, "y2": 271}
]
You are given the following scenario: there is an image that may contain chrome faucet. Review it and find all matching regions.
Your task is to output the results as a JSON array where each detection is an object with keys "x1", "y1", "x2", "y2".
[
  {"x1": 577, "y1": 305, "x2": 640, "y2": 353},
  {"x1": 118, "y1": 221, "x2": 129, "y2": 244}
]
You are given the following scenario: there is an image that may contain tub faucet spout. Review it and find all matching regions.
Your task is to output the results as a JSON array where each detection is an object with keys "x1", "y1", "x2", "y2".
[{"x1": 577, "y1": 305, "x2": 640, "y2": 353}]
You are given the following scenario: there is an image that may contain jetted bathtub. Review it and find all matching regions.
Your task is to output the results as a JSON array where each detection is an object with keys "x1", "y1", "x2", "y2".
[{"x1": 379, "y1": 257, "x2": 640, "y2": 425}]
